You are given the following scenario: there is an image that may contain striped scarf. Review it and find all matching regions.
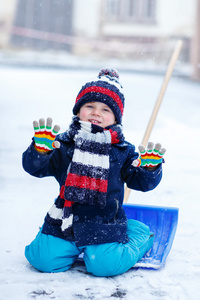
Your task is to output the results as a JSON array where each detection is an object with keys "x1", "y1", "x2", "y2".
[{"x1": 61, "y1": 116, "x2": 124, "y2": 235}]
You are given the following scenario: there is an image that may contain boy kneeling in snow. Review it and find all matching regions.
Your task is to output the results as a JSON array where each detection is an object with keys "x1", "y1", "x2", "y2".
[{"x1": 23, "y1": 68, "x2": 165, "y2": 277}]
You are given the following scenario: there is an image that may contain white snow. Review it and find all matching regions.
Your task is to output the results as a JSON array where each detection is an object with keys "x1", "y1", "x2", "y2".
[{"x1": 0, "y1": 66, "x2": 200, "y2": 300}]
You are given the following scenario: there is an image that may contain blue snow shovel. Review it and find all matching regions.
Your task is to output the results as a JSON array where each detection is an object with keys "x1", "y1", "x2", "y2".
[
  {"x1": 123, "y1": 40, "x2": 182, "y2": 269},
  {"x1": 77, "y1": 204, "x2": 178, "y2": 269},
  {"x1": 123, "y1": 204, "x2": 179, "y2": 269}
]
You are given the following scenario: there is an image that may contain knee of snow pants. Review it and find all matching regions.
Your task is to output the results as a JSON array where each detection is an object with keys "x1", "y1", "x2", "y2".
[
  {"x1": 83, "y1": 219, "x2": 154, "y2": 277},
  {"x1": 25, "y1": 230, "x2": 82, "y2": 273}
]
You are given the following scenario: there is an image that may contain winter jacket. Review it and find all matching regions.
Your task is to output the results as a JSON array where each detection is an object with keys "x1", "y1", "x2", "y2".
[{"x1": 22, "y1": 131, "x2": 162, "y2": 247}]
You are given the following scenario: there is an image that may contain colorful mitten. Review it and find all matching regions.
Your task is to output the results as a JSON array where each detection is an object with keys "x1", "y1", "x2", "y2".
[
  {"x1": 33, "y1": 117, "x2": 60, "y2": 153},
  {"x1": 132, "y1": 142, "x2": 166, "y2": 168}
]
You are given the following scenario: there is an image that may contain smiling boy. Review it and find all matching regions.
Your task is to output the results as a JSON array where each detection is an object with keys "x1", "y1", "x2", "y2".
[{"x1": 23, "y1": 68, "x2": 165, "y2": 277}]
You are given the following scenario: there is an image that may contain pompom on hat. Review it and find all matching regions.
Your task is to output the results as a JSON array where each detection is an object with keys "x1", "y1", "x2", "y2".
[{"x1": 73, "y1": 68, "x2": 125, "y2": 124}]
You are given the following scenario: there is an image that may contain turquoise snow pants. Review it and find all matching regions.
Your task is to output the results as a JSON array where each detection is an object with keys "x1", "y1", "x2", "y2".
[{"x1": 25, "y1": 219, "x2": 154, "y2": 277}]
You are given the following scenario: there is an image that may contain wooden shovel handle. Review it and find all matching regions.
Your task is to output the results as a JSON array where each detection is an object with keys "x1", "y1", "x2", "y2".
[{"x1": 124, "y1": 40, "x2": 183, "y2": 203}]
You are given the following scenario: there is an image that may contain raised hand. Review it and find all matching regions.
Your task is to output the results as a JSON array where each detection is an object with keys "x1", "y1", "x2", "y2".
[
  {"x1": 132, "y1": 142, "x2": 166, "y2": 168},
  {"x1": 33, "y1": 117, "x2": 60, "y2": 153}
]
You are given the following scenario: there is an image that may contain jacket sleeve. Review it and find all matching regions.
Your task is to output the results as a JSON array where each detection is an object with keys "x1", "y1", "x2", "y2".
[
  {"x1": 22, "y1": 140, "x2": 61, "y2": 179},
  {"x1": 121, "y1": 143, "x2": 162, "y2": 192}
]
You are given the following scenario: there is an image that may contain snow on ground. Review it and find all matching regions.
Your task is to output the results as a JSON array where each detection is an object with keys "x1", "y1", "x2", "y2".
[{"x1": 0, "y1": 66, "x2": 200, "y2": 300}]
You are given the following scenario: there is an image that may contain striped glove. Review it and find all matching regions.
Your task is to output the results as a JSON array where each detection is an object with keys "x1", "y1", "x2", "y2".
[
  {"x1": 132, "y1": 142, "x2": 166, "y2": 168},
  {"x1": 33, "y1": 117, "x2": 60, "y2": 153}
]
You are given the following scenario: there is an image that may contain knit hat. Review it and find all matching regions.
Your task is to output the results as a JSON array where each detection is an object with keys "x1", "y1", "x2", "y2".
[{"x1": 73, "y1": 68, "x2": 125, "y2": 124}]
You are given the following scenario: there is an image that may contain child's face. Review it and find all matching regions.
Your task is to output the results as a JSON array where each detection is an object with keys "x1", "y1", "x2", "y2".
[{"x1": 77, "y1": 102, "x2": 116, "y2": 128}]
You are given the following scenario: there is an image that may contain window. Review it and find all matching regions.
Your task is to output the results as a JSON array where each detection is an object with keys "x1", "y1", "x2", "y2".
[
  {"x1": 143, "y1": 0, "x2": 156, "y2": 19},
  {"x1": 128, "y1": 0, "x2": 137, "y2": 18},
  {"x1": 104, "y1": 0, "x2": 156, "y2": 23},
  {"x1": 106, "y1": 0, "x2": 120, "y2": 19}
]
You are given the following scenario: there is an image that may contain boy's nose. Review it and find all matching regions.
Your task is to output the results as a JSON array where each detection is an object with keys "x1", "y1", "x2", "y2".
[{"x1": 92, "y1": 108, "x2": 100, "y2": 116}]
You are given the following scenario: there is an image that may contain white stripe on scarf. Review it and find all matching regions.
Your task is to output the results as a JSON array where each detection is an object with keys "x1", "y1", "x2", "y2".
[{"x1": 72, "y1": 149, "x2": 110, "y2": 169}]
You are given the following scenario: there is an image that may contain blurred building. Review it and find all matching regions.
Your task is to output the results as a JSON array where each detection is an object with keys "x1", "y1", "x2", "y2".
[
  {"x1": 0, "y1": 0, "x2": 199, "y2": 79},
  {"x1": 10, "y1": 0, "x2": 73, "y2": 51},
  {"x1": 191, "y1": 0, "x2": 200, "y2": 80},
  {"x1": 73, "y1": 0, "x2": 195, "y2": 63},
  {"x1": 0, "y1": 0, "x2": 17, "y2": 47}
]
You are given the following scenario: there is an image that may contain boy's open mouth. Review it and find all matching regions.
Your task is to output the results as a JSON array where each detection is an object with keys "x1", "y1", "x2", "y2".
[{"x1": 88, "y1": 119, "x2": 101, "y2": 124}]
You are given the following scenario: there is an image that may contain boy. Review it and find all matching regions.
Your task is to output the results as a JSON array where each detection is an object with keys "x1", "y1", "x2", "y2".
[{"x1": 23, "y1": 68, "x2": 165, "y2": 277}]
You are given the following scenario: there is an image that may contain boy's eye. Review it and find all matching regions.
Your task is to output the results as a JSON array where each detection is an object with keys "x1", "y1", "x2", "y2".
[{"x1": 103, "y1": 108, "x2": 111, "y2": 112}]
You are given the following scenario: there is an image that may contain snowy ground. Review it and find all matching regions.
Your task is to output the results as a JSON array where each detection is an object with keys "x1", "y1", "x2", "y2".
[{"x1": 0, "y1": 66, "x2": 200, "y2": 300}]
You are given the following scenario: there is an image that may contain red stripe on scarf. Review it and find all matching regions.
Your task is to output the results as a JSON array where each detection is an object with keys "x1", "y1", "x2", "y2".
[
  {"x1": 65, "y1": 173, "x2": 108, "y2": 193},
  {"x1": 59, "y1": 185, "x2": 65, "y2": 199},
  {"x1": 64, "y1": 200, "x2": 74, "y2": 208},
  {"x1": 108, "y1": 129, "x2": 120, "y2": 144},
  {"x1": 59, "y1": 185, "x2": 74, "y2": 208},
  {"x1": 76, "y1": 86, "x2": 124, "y2": 115}
]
